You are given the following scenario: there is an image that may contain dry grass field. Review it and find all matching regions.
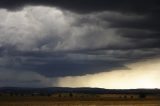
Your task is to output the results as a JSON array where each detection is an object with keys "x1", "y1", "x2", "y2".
[
  {"x1": 0, "y1": 96, "x2": 160, "y2": 106},
  {"x1": 1, "y1": 88, "x2": 160, "y2": 106},
  {"x1": 1, "y1": 100, "x2": 160, "y2": 106}
]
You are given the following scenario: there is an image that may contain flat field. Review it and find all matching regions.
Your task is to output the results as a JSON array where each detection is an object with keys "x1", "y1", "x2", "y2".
[{"x1": 0, "y1": 97, "x2": 160, "y2": 106}]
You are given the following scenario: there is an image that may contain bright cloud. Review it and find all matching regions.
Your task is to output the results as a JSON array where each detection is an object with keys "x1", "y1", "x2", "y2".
[
  {"x1": 0, "y1": 6, "x2": 130, "y2": 52},
  {"x1": 57, "y1": 58, "x2": 160, "y2": 89}
]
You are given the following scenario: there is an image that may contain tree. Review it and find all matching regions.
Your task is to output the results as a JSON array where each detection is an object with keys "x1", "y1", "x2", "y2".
[
  {"x1": 139, "y1": 93, "x2": 146, "y2": 99},
  {"x1": 69, "y1": 93, "x2": 73, "y2": 97}
]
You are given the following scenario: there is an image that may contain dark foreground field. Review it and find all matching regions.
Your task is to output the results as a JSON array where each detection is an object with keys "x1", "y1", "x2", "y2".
[
  {"x1": 1, "y1": 100, "x2": 160, "y2": 106},
  {"x1": 0, "y1": 97, "x2": 160, "y2": 106},
  {"x1": 0, "y1": 88, "x2": 160, "y2": 106}
]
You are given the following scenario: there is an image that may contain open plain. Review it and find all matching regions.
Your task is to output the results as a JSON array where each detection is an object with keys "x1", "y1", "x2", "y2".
[{"x1": 0, "y1": 96, "x2": 160, "y2": 106}]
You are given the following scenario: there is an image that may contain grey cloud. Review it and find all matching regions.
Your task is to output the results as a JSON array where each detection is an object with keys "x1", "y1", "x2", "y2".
[
  {"x1": 0, "y1": 3, "x2": 159, "y2": 87},
  {"x1": 0, "y1": 69, "x2": 57, "y2": 87},
  {"x1": 0, "y1": 6, "x2": 130, "y2": 52}
]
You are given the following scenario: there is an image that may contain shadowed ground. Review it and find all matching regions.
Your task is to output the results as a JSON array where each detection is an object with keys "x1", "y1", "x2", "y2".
[
  {"x1": 0, "y1": 96, "x2": 160, "y2": 106},
  {"x1": 0, "y1": 88, "x2": 160, "y2": 106}
]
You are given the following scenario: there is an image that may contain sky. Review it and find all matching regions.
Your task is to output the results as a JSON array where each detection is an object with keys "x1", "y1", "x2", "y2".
[{"x1": 0, "y1": 0, "x2": 160, "y2": 89}]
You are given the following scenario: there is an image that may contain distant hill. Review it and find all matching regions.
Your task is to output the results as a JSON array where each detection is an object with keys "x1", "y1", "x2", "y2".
[{"x1": 0, "y1": 87, "x2": 160, "y2": 94}]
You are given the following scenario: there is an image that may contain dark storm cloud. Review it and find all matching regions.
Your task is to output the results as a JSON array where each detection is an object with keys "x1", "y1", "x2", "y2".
[
  {"x1": 109, "y1": 15, "x2": 160, "y2": 32},
  {"x1": 0, "y1": 48, "x2": 128, "y2": 77},
  {"x1": 0, "y1": 48, "x2": 159, "y2": 77},
  {"x1": 0, "y1": 0, "x2": 160, "y2": 88},
  {"x1": 0, "y1": 0, "x2": 160, "y2": 14}
]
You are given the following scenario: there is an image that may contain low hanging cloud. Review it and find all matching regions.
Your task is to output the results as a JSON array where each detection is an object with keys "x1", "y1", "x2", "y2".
[
  {"x1": 0, "y1": 3, "x2": 159, "y2": 88},
  {"x1": 0, "y1": 6, "x2": 135, "y2": 77},
  {"x1": 0, "y1": 69, "x2": 57, "y2": 87}
]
